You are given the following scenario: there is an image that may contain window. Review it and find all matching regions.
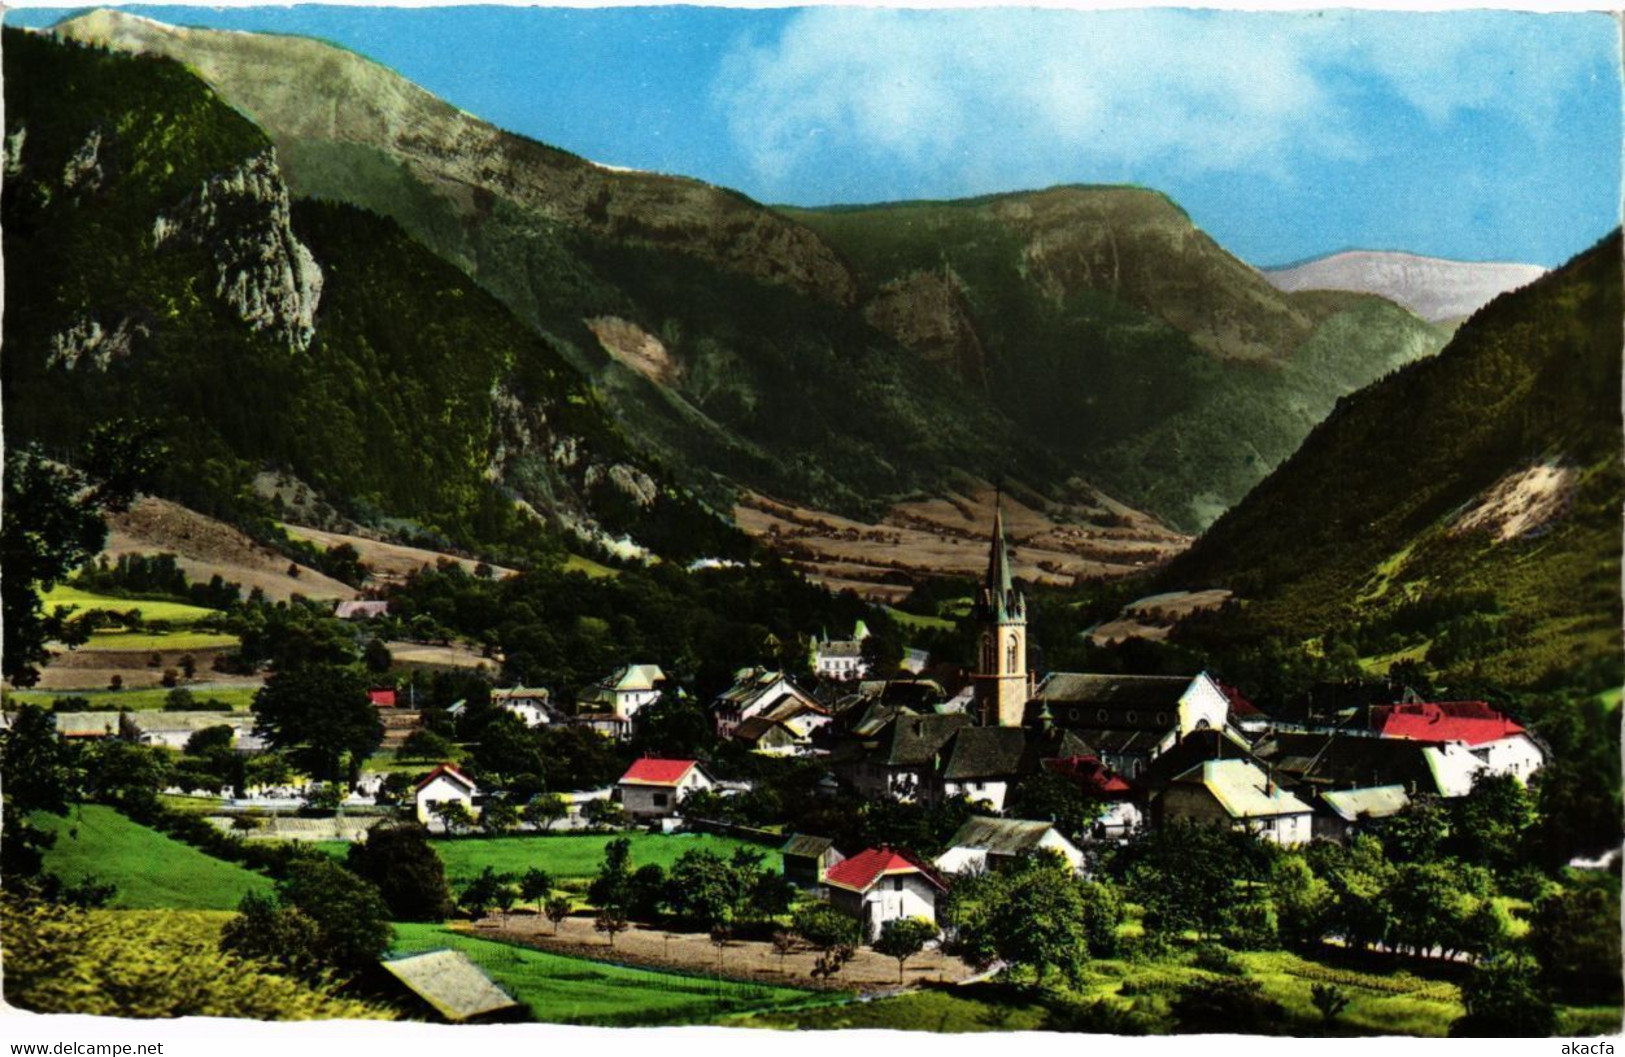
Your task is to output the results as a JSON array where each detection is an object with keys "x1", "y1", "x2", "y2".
[
  {"x1": 653, "y1": 793, "x2": 668, "y2": 808},
  {"x1": 893, "y1": 877, "x2": 904, "y2": 892},
  {"x1": 1097, "y1": 709, "x2": 1108, "y2": 723}
]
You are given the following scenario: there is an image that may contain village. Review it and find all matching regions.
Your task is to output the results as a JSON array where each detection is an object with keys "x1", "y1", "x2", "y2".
[{"x1": 5, "y1": 510, "x2": 1601, "y2": 1034}]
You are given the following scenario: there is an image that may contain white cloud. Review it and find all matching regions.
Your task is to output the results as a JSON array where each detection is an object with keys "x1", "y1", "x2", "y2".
[{"x1": 712, "y1": 9, "x2": 1614, "y2": 196}]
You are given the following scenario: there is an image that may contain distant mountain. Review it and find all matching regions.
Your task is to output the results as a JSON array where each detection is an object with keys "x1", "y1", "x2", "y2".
[
  {"x1": 2, "y1": 28, "x2": 736, "y2": 563},
  {"x1": 51, "y1": 9, "x2": 1450, "y2": 540},
  {"x1": 1166, "y1": 231, "x2": 1622, "y2": 690},
  {"x1": 791, "y1": 191, "x2": 1449, "y2": 528},
  {"x1": 1263, "y1": 250, "x2": 1546, "y2": 324}
]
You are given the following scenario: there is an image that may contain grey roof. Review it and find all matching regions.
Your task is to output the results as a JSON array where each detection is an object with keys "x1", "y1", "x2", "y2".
[
  {"x1": 781, "y1": 834, "x2": 836, "y2": 858},
  {"x1": 944, "y1": 816, "x2": 1060, "y2": 856},
  {"x1": 886, "y1": 713, "x2": 974, "y2": 766},
  {"x1": 942, "y1": 727, "x2": 1029, "y2": 780},
  {"x1": 1252, "y1": 730, "x2": 1447, "y2": 793},
  {"x1": 817, "y1": 640, "x2": 864, "y2": 659},
  {"x1": 124, "y1": 711, "x2": 252, "y2": 734},
  {"x1": 734, "y1": 716, "x2": 798, "y2": 746},
  {"x1": 1322, "y1": 785, "x2": 1411, "y2": 822},
  {"x1": 1050, "y1": 727, "x2": 1164, "y2": 756},
  {"x1": 1034, "y1": 673, "x2": 1192, "y2": 710},
  {"x1": 49, "y1": 711, "x2": 125, "y2": 737},
  {"x1": 1171, "y1": 759, "x2": 1313, "y2": 819},
  {"x1": 380, "y1": 949, "x2": 520, "y2": 1022}
]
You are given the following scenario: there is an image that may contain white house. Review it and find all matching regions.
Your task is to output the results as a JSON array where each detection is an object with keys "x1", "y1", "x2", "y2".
[
  {"x1": 1156, "y1": 758, "x2": 1314, "y2": 846},
  {"x1": 576, "y1": 664, "x2": 667, "y2": 738},
  {"x1": 1371, "y1": 701, "x2": 1545, "y2": 784},
  {"x1": 813, "y1": 622, "x2": 871, "y2": 682},
  {"x1": 616, "y1": 757, "x2": 715, "y2": 820},
  {"x1": 492, "y1": 686, "x2": 554, "y2": 728},
  {"x1": 824, "y1": 846, "x2": 946, "y2": 941},
  {"x1": 712, "y1": 668, "x2": 821, "y2": 739},
  {"x1": 933, "y1": 817, "x2": 1085, "y2": 876},
  {"x1": 415, "y1": 762, "x2": 478, "y2": 825}
]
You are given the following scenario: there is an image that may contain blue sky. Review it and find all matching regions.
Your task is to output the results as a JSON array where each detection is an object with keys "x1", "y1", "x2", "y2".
[{"x1": 8, "y1": 5, "x2": 1620, "y2": 267}]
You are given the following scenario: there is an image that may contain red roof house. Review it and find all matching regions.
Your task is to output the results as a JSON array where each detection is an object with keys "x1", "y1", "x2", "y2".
[
  {"x1": 616, "y1": 758, "x2": 715, "y2": 819},
  {"x1": 369, "y1": 688, "x2": 398, "y2": 708},
  {"x1": 1371, "y1": 702, "x2": 1525, "y2": 746},
  {"x1": 619, "y1": 758, "x2": 704, "y2": 786},
  {"x1": 414, "y1": 762, "x2": 476, "y2": 795},
  {"x1": 823, "y1": 846, "x2": 945, "y2": 894},
  {"x1": 1045, "y1": 754, "x2": 1134, "y2": 798}
]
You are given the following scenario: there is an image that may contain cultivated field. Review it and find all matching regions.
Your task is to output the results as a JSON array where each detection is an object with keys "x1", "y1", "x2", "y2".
[
  {"x1": 31, "y1": 805, "x2": 269, "y2": 910},
  {"x1": 281, "y1": 524, "x2": 517, "y2": 587},
  {"x1": 104, "y1": 495, "x2": 353, "y2": 603},
  {"x1": 390, "y1": 922, "x2": 817, "y2": 1025},
  {"x1": 735, "y1": 481, "x2": 1189, "y2": 601}
]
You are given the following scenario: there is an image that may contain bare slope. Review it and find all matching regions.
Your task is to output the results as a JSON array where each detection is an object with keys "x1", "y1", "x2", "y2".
[{"x1": 1263, "y1": 251, "x2": 1546, "y2": 323}]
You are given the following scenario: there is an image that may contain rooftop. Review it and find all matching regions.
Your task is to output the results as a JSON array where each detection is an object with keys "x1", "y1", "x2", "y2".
[
  {"x1": 380, "y1": 949, "x2": 520, "y2": 1022},
  {"x1": 824, "y1": 846, "x2": 944, "y2": 893},
  {"x1": 619, "y1": 757, "x2": 700, "y2": 786}
]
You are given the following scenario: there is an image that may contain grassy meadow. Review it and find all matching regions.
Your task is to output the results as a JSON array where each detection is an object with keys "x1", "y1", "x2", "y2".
[
  {"x1": 389, "y1": 923, "x2": 815, "y2": 1025},
  {"x1": 317, "y1": 832, "x2": 780, "y2": 887},
  {"x1": 7, "y1": 685, "x2": 260, "y2": 711},
  {"x1": 31, "y1": 804, "x2": 268, "y2": 910}
]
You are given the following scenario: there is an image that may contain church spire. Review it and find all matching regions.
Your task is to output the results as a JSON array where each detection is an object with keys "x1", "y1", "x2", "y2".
[{"x1": 982, "y1": 494, "x2": 1022, "y2": 623}]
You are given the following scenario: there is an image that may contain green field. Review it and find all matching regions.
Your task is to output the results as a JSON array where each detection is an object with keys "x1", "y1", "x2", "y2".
[
  {"x1": 78, "y1": 629, "x2": 239, "y2": 651},
  {"x1": 425, "y1": 832, "x2": 780, "y2": 886},
  {"x1": 563, "y1": 554, "x2": 619, "y2": 579},
  {"x1": 390, "y1": 923, "x2": 814, "y2": 1025},
  {"x1": 43, "y1": 586, "x2": 220, "y2": 625},
  {"x1": 884, "y1": 606, "x2": 956, "y2": 632},
  {"x1": 735, "y1": 987, "x2": 1051, "y2": 1032},
  {"x1": 7, "y1": 685, "x2": 259, "y2": 711},
  {"x1": 32, "y1": 804, "x2": 269, "y2": 910}
]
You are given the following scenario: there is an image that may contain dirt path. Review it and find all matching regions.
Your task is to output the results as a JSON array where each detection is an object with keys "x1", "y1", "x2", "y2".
[{"x1": 476, "y1": 913, "x2": 973, "y2": 993}]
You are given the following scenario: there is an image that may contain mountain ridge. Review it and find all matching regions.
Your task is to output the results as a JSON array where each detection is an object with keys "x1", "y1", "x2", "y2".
[{"x1": 1263, "y1": 249, "x2": 1547, "y2": 323}]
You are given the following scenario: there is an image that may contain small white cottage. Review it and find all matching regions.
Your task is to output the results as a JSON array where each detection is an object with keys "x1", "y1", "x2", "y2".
[
  {"x1": 414, "y1": 762, "x2": 478, "y2": 825},
  {"x1": 824, "y1": 846, "x2": 946, "y2": 942},
  {"x1": 615, "y1": 757, "x2": 715, "y2": 820}
]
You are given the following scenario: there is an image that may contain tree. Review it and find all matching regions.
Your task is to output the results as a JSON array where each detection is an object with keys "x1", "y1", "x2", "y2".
[
  {"x1": 179, "y1": 654, "x2": 197, "y2": 680},
  {"x1": 252, "y1": 664, "x2": 381, "y2": 782},
  {"x1": 1527, "y1": 887, "x2": 1623, "y2": 1006},
  {"x1": 0, "y1": 704, "x2": 85, "y2": 882},
  {"x1": 184, "y1": 725, "x2": 235, "y2": 756},
  {"x1": 594, "y1": 906, "x2": 629, "y2": 947},
  {"x1": 588, "y1": 837, "x2": 633, "y2": 910},
  {"x1": 345, "y1": 822, "x2": 453, "y2": 922},
  {"x1": 1450, "y1": 953, "x2": 1558, "y2": 1037},
  {"x1": 430, "y1": 799, "x2": 475, "y2": 837},
  {"x1": 363, "y1": 638, "x2": 393, "y2": 675},
  {"x1": 1119, "y1": 822, "x2": 1272, "y2": 941},
  {"x1": 793, "y1": 901, "x2": 858, "y2": 980},
  {"x1": 544, "y1": 896, "x2": 571, "y2": 935},
  {"x1": 400, "y1": 728, "x2": 455, "y2": 763},
  {"x1": 582, "y1": 798, "x2": 625, "y2": 830},
  {"x1": 1004, "y1": 771, "x2": 1107, "y2": 845},
  {"x1": 218, "y1": 890, "x2": 325, "y2": 980},
  {"x1": 273, "y1": 858, "x2": 393, "y2": 973},
  {"x1": 873, "y1": 917, "x2": 935, "y2": 983},
  {"x1": 83, "y1": 741, "x2": 172, "y2": 809},
  {"x1": 458, "y1": 867, "x2": 510, "y2": 920},
  {"x1": 665, "y1": 849, "x2": 739, "y2": 929},
  {"x1": 628, "y1": 863, "x2": 669, "y2": 921},
  {"x1": 1311, "y1": 983, "x2": 1350, "y2": 1027},
  {"x1": 522, "y1": 793, "x2": 568, "y2": 832},
  {"x1": 479, "y1": 798, "x2": 521, "y2": 836},
  {"x1": 945, "y1": 852, "x2": 1112, "y2": 986},
  {"x1": 470, "y1": 713, "x2": 546, "y2": 791},
  {"x1": 3, "y1": 434, "x2": 155, "y2": 688},
  {"x1": 772, "y1": 929, "x2": 796, "y2": 973},
  {"x1": 1171, "y1": 976, "x2": 1285, "y2": 1034},
  {"x1": 518, "y1": 868, "x2": 555, "y2": 916}
]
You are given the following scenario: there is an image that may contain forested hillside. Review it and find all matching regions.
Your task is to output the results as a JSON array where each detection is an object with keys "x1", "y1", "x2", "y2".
[
  {"x1": 1163, "y1": 231, "x2": 1623, "y2": 693},
  {"x1": 53, "y1": 10, "x2": 1449, "y2": 536},
  {"x1": 2, "y1": 29, "x2": 735, "y2": 563}
]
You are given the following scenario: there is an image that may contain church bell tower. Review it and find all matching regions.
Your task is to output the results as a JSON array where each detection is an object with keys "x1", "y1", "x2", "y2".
[{"x1": 974, "y1": 500, "x2": 1029, "y2": 727}]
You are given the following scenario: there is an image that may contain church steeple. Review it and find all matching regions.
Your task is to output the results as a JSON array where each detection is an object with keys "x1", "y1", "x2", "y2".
[{"x1": 974, "y1": 495, "x2": 1029, "y2": 727}]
